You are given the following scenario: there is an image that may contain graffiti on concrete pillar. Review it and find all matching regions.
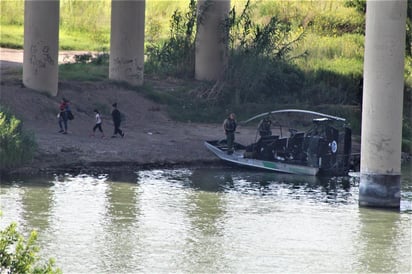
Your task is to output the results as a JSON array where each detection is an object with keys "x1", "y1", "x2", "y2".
[
  {"x1": 111, "y1": 57, "x2": 143, "y2": 82},
  {"x1": 30, "y1": 41, "x2": 55, "y2": 74}
]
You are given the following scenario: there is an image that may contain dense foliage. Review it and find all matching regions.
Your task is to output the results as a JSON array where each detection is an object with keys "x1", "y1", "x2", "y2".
[
  {"x1": 145, "y1": 0, "x2": 197, "y2": 77},
  {"x1": 0, "y1": 106, "x2": 37, "y2": 169},
  {"x1": 0, "y1": 221, "x2": 60, "y2": 273},
  {"x1": 144, "y1": 1, "x2": 363, "y2": 119}
]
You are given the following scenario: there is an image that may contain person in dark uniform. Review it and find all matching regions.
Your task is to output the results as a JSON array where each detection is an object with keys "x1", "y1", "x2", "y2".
[
  {"x1": 258, "y1": 116, "x2": 272, "y2": 137},
  {"x1": 223, "y1": 113, "x2": 237, "y2": 154},
  {"x1": 111, "y1": 103, "x2": 124, "y2": 138}
]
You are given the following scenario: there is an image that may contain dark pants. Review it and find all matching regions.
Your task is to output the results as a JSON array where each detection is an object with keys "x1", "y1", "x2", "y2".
[
  {"x1": 113, "y1": 122, "x2": 123, "y2": 136},
  {"x1": 93, "y1": 123, "x2": 103, "y2": 132},
  {"x1": 226, "y1": 131, "x2": 235, "y2": 153},
  {"x1": 59, "y1": 112, "x2": 68, "y2": 131}
]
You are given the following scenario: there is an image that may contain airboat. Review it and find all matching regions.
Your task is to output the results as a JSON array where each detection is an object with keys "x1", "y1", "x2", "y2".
[{"x1": 204, "y1": 109, "x2": 352, "y2": 176}]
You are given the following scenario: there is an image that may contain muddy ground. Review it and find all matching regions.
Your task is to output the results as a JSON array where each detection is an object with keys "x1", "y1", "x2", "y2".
[{"x1": 1, "y1": 48, "x2": 261, "y2": 176}]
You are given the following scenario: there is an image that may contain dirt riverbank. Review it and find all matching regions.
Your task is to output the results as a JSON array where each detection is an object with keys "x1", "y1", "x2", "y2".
[{"x1": 1, "y1": 48, "x2": 262, "y2": 177}]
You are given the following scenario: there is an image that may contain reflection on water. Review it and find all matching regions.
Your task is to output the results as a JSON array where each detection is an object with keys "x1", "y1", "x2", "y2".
[
  {"x1": 190, "y1": 168, "x2": 355, "y2": 206},
  {"x1": 356, "y1": 208, "x2": 409, "y2": 273},
  {"x1": 0, "y1": 166, "x2": 411, "y2": 273},
  {"x1": 185, "y1": 173, "x2": 227, "y2": 272},
  {"x1": 401, "y1": 163, "x2": 412, "y2": 212},
  {"x1": 100, "y1": 178, "x2": 141, "y2": 271}
]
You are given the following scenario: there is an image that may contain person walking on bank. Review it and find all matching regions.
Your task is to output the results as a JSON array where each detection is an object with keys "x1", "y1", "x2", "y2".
[
  {"x1": 91, "y1": 109, "x2": 104, "y2": 138},
  {"x1": 111, "y1": 103, "x2": 124, "y2": 138},
  {"x1": 223, "y1": 113, "x2": 237, "y2": 154},
  {"x1": 58, "y1": 98, "x2": 69, "y2": 134}
]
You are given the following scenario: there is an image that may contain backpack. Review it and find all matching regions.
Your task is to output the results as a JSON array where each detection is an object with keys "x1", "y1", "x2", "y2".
[
  {"x1": 120, "y1": 112, "x2": 126, "y2": 122},
  {"x1": 67, "y1": 111, "x2": 74, "y2": 120}
]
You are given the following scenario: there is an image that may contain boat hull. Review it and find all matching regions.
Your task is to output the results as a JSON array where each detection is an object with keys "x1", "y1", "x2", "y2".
[{"x1": 205, "y1": 140, "x2": 319, "y2": 176}]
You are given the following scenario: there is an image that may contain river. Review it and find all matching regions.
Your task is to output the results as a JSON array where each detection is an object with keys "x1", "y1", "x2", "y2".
[{"x1": 1, "y1": 165, "x2": 411, "y2": 273}]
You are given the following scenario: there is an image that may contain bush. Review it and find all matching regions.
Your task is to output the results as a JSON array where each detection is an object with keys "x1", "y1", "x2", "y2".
[
  {"x1": 0, "y1": 221, "x2": 61, "y2": 274},
  {"x1": 402, "y1": 108, "x2": 412, "y2": 154},
  {"x1": 145, "y1": 0, "x2": 196, "y2": 78},
  {"x1": 0, "y1": 106, "x2": 37, "y2": 169},
  {"x1": 224, "y1": 54, "x2": 304, "y2": 105}
]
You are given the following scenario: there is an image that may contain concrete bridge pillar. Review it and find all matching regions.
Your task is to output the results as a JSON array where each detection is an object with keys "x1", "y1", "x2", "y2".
[
  {"x1": 359, "y1": 0, "x2": 407, "y2": 208},
  {"x1": 195, "y1": 0, "x2": 230, "y2": 81},
  {"x1": 23, "y1": 0, "x2": 60, "y2": 96},
  {"x1": 109, "y1": 0, "x2": 145, "y2": 86}
]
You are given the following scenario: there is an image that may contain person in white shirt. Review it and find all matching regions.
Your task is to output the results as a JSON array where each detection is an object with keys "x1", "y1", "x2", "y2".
[{"x1": 91, "y1": 109, "x2": 104, "y2": 138}]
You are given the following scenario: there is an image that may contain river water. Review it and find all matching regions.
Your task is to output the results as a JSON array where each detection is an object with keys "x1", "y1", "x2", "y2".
[{"x1": 1, "y1": 165, "x2": 411, "y2": 273}]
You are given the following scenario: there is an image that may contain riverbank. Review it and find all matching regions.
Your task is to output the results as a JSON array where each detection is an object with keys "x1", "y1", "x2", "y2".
[
  {"x1": 0, "y1": 78, "x2": 259, "y2": 177},
  {"x1": 4, "y1": 48, "x2": 409, "y2": 178},
  {"x1": 0, "y1": 78, "x2": 248, "y2": 177},
  {"x1": 1, "y1": 48, "x2": 264, "y2": 177}
]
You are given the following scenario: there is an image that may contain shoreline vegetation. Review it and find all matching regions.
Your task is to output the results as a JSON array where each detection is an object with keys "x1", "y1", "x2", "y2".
[
  {"x1": 0, "y1": 0, "x2": 411, "y2": 175},
  {"x1": 0, "y1": 106, "x2": 37, "y2": 170}
]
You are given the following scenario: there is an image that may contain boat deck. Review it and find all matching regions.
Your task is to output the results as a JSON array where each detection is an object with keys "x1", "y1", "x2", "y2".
[{"x1": 204, "y1": 140, "x2": 319, "y2": 176}]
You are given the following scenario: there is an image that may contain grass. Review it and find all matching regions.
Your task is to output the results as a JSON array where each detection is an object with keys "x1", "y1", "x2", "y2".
[
  {"x1": 405, "y1": 56, "x2": 412, "y2": 87},
  {"x1": 0, "y1": 24, "x2": 110, "y2": 51},
  {"x1": 0, "y1": 0, "x2": 24, "y2": 25},
  {"x1": 0, "y1": 0, "x2": 187, "y2": 50},
  {"x1": 59, "y1": 29, "x2": 110, "y2": 51},
  {"x1": 299, "y1": 57, "x2": 363, "y2": 77},
  {"x1": 0, "y1": 24, "x2": 23, "y2": 49},
  {"x1": 59, "y1": 63, "x2": 108, "y2": 81},
  {"x1": 296, "y1": 33, "x2": 364, "y2": 60}
]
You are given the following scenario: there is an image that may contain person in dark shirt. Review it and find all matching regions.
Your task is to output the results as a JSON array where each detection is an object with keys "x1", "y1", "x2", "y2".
[
  {"x1": 111, "y1": 103, "x2": 124, "y2": 138},
  {"x1": 258, "y1": 116, "x2": 272, "y2": 137},
  {"x1": 58, "y1": 98, "x2": 69, "y2": 134},
  {"x1": 223, "y1": 113, "x2": 237, "y2": 154}
]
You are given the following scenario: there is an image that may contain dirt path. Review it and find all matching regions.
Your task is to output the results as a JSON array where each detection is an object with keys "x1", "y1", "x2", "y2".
[{"x1": 0, "y1": 48, "x2": 257, "y2": 175}]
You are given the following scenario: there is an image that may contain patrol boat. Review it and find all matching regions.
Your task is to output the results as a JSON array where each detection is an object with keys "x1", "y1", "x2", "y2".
[{"x1": 204, "y1": 109, "x2": 352, "y2": 176}]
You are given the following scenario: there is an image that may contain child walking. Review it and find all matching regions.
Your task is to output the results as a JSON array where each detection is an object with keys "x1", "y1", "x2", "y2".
[{"x1": 91, "y1": 109, "x2": 104, "y2": 138}]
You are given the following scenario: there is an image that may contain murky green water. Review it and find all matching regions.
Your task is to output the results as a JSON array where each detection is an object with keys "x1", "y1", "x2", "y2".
[{"x1": 1, "y1": 166, "x2": 411, "y2": 273}]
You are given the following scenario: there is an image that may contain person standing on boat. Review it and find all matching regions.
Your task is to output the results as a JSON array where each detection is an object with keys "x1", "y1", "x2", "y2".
[
  {"x1": 258, "y1": 116, "x2": 272, "y2": 137},
  {"x1": 223, "y1": 113, "x2": 237, "y2": 154}
]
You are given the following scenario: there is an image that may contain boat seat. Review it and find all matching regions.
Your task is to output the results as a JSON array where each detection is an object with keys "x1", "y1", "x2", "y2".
[
  {"x1": 257, "y1": 135, "x2": 279, "y2": 144},
  {"x1": 288, "y1": 132, "x2": 305, "y2": 149},
  {"x1": 275, "y1": 138, "x2": 288, "y2": 151},
  {"x1": 290, "y1": 132, "x2": 304, "y2": 139}
]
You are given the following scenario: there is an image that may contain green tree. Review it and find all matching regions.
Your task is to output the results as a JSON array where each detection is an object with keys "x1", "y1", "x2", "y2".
[
  {"x1": 145, "y1": 0, "x2": 197, "y2": 77},
  {"x1": 344, "y1": 0, "x2": 366, "y2": 14},
  {"x1": 221, "y1": 0, "x2": 305, "y2": 104},
  {"x1": 0, "y1": 106, "x2": 37, "y2": 169},
  {"x1": 0, "y1": 222, "x2": 61, "y2": 273},
  {"x1": 345, "y1": 0, "x2": 411, "y2": 56}
]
